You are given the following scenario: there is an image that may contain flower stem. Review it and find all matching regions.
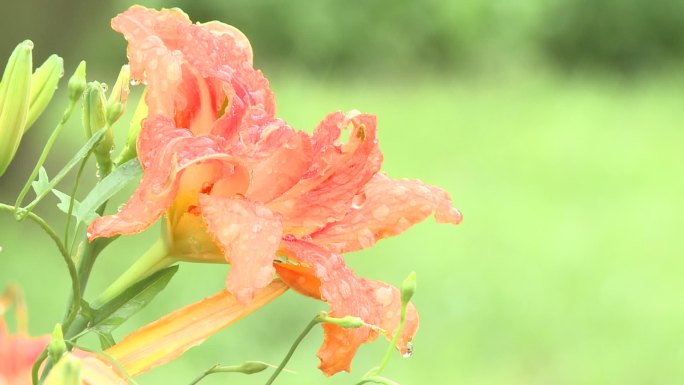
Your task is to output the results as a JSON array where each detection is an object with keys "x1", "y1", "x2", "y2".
[
  {"x1": 14, "y1": 100, "x2": 77, "y2": 212},
  {"x1": 91, "y1": 238, "x2": 174, "y2": 309},
  {"x1": 265, "y1": 312, "x2": 326, "y2": 385}
]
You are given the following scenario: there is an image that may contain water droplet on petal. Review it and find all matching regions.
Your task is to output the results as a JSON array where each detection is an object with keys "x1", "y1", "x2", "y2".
[
  {"x1": 351, "y1": 193, "x2": 366, "y2": 209},
  {"x1": 402, "y1": 342, "x2": 414, "y2": 358},
  {"x1": 283, "y1": 234, "x2": 296, "y2": 241},
  {"x1": 130, "y1": 78, "x2": 141, "y2": 86},
  {"x1": 85, "y1": 232, "x2": 92, "y2": 238}
]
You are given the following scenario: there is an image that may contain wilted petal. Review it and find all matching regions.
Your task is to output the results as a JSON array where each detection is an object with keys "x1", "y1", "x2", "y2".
[
  {"x1": 270, "y1": 112, "x2": 382, "y2": 235},
  {"x1": 105, "y1": 280, "x2": 288, "y2": 376},
  {"x1": 199, "y1": 194, "x2": 282, "y2": 303},
  {"x1": 277, "y1": 239, "x2": 418, "y2": 376},
  {"x1": 88, "y1": 116, "x2": 232, "y2": 240},
  {"x1": 312, "y1": 172, "x2": 462, "y2": 253}
]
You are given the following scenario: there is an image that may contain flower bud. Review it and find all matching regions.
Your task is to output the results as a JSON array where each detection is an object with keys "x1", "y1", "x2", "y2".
[
  {"x1": 0, "y1": 40, "x2": 33, "y2": 176},
  {"x1": 82, "y1": 81, "x2": 107, "y2": 139},
  {"x1": 231, "y1": 361, "x2": 269, "y2": 374},
  {"x1": 322, "y1": 315, "x2": 365, "y2": 329},
  {"x1": 47, "y1": 323, "x2": 67, "y2": 363},
  {"x1": 400, "y1": 271, "x2": 416, "y2": 305},
  {"x1": 67, "y1": 60, "x2": 86, "y2": 102},
  {"x1": 43, "y1": 354, "x2": 82, "y2": 385},
  {"x1": 25, "y1": 54, "x2": 63, "y2": 131},
  {"x1": 106, "y1": 64, "x2": 130, "y2": 125},
  {"x1": 114, "y1": 89, "x2": 147, "y2": 165},
  {"x1": 83, "y1": 81, "x2": 114, "y2": 175}
]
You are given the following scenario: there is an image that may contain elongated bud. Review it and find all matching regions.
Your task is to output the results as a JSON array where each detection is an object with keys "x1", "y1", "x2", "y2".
[
  {"x1": 0, "y1": 40, "x2": 33, "y2": 177},
  {"x1": 105, "y1": 65, "x2": 130, "y2": 125},
  {"x1": 229, "y1": 361, "x2": 269, "y2": 374},
  {"x1": 67, "y1": 61, "x2": 86, "y2": 102},
  {"x1": 83, "y1": 81, "x2": 114, "y2": 176},
  {"x1": 322, "y1": 315, "x2": 365, "y2": 329},
  {"x1": 48, "y1": 323, "x2": 67, "y2": 362},
  {"x1": 400, "y1": 271, "x2": 416, "y2": 305},
  {"x1": 114, "y1": 89, "x2": 147, "y2": 165},
  {"x1": 43, "y1": 354, "x2": 82, "y2": 385},
  {"x1": 82, "y1": 81, "x2": 107, "y2": 139},
  {"x1": 24, "y1": 54, "x2": 63, "y2": 131}
]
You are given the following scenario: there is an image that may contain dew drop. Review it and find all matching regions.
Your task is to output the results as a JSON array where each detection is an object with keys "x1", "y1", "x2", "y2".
[
  {"x1": 100, "y1": 83, "x2": 108, "y2": 92},
  {"x1": 351, "y1": 193, "x2": 366, "y2": 209},
  {"x1": 130, "y1": 78, "x2": 141, "y2": 86},
  {"x1": 402, "y1": 342, "x2": 414, "y2": 358},
  {"x1": 283, "y1": 234, "x2": 296, "y2": 241},
  {"x1": 85, "y1": 232, "x2": 92, "y2": 238}
]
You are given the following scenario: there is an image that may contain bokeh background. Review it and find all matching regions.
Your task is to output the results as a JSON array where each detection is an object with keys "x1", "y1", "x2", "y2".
[{"x1": 2, "y1": 0, "x2": 684, "y2": 384}]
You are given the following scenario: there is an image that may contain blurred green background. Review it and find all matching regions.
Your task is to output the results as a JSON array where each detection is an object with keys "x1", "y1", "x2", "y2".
[{"x1": 2, "y1": 0, "x2": 684, "y2": 384}]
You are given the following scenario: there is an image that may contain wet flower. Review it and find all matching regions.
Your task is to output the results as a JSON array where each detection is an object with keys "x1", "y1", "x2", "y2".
[{"x1": 88, "y1": 6, "x2": 461, "y2": 375}]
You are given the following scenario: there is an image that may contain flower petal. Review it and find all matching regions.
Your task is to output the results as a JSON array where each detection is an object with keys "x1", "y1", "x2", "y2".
[
  {"x1": 244, "y1": 121, "x2": 313, "y2": 203},
  {"x1": 112, "y1": 6, "x2": 274, "y2": 132},
  {"x1": 88, "y1": 116, "x2": 232, "y2": 240},
  {"x1": 312, "y1": 172, "x2": 462, "y2": 253},
  {"x1": 105, "y1": 280, "x2": 288, "y2": 376},
  {"x1": 269, "y1": 111, "x2": 383, "y2": 235},
  {"x1": 277, "y1": 239, "x2": 418, "y2": 376},
  {"x1": 199, "y1": 194, "x2": 283, "y2": 303}
]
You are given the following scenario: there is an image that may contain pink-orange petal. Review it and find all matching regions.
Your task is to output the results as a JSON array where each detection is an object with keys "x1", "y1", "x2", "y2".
[
  {"x1": 88, "y1": 117, "x2": 232, "y2": 240},
  {"x1": 112, "y1": 6, "x2": 273, "y2": 130},
  {"x1": 269, "y1": 111, "x2": 383, "y2": 235},
  {"x1": 199, "y1": 195, "x2": 283, "y2": 303},
  {"x1": 312, "y1": 172, "x2": 462, "y2": 253},
  {"x1": 278, "y1": 239, "x2": 418, "y2": 376},
  {"x1": 245, "y1": 123, "x2": 313, "y2": 203}
]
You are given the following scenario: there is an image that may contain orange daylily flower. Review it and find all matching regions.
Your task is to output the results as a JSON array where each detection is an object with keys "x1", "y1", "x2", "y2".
[{"x1": 88, "y1": 6, "x2": 461, "y2": 375}]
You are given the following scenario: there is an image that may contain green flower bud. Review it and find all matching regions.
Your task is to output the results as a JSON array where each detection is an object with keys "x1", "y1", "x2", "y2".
[
  {"x1": 67, "y1": 61, "x2": 86, "y2": 102},
  {"x1": 114, "y1": 89, "x2": 147, "y2": 165},
  {"x1": 43, "y1": 354, "x2": 82, "y2": 385},
  {"x1": 83, "y1": 81, "x2": 114, "y2": 176},
  {"x1": 82, "y1": 81, "x2": 107, "y2": 139},
  {"x1": 0, "y1": 40, "x2": 33, "y2": 177},
  {"x1": 232, "y1": 361, "x2": 269, "y2": 374},
  {"x1": 400, "y1": 271, "x2": 416, "y2": 305},
  {"x1": 47, "y1": 323, "x2": 67, "y2": 363},
  {"x1": 322, "y1": 315, "x2": 366, "y2": 329},
  {"x1": 106, "y1": 64, "x2": 130, "y2": 125},
  {"x1": 25, "y1": 54, "x2": 63, "y2": 131}
]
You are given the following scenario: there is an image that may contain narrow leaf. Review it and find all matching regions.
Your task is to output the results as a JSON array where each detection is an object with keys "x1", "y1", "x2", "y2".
[
  {"x1": 90, "y1": 265, "x2": 178, "y2": 334},
  {"x1": 95, "y1": 330, "x2": 116, "y2": 350},
  {"x1": 75, "y1": 158, "x2": 142, "y2": 223}
]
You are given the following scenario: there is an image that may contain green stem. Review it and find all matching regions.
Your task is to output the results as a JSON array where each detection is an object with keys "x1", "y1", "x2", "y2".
[
  {"x1": 31, "y1": 349, "x2": 47, "y2": 385},
  {"x1": 92, "y1": 238, "x2": 173, "y2": 308},
  {"x1": 375, "y1": 303, "x2": 408, "y2": 375},
  {"x1": 14, "y1": 100, "x2": 77, "y2": 212},
  {"x1": 0, "y1": 204, "x2": 80, "y2": 319},
  {"x1": 64, "y1": 239, "x2": 173, "y2": 340},
  {"x1": 64, "y1": 155, "x2": 90, "y2": 246},
  {"x1": 265, "y1": 312, "x2": 325, "y2": 385}
]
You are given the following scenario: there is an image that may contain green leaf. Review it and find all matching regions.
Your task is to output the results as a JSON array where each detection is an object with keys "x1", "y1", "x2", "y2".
[
  {"x1": 89, "y1": 265, "x2": 178, "y2": 334},
  {"x1": 30, "y1": 167, "x2": 50, "y2": 196},
  {"x1": 51, "y1": 189, "x2": 100, "y2": 223},
  {"x1": 94, "y1": 330, "x2": 116, "y2": 350},
  {"x1": 75, "y1": 158, "x2": 142, "y2": 223}
]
